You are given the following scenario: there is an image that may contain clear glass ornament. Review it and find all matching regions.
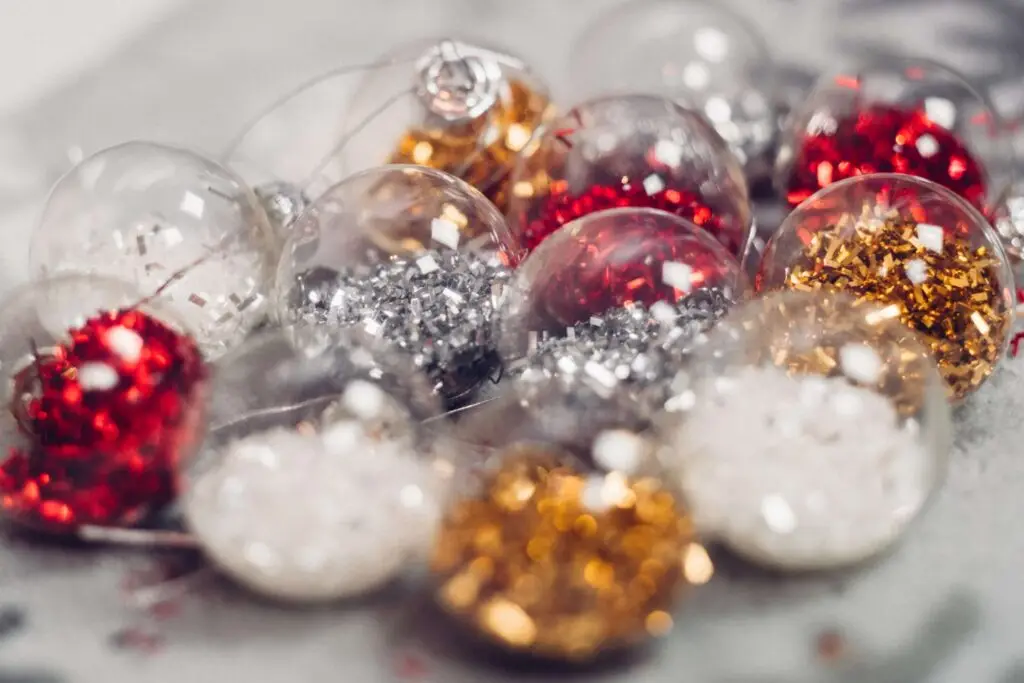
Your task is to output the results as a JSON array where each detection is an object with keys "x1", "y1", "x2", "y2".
[
  {"x1": 30, "y1": 142, "x2": 278, "y2": 359},
  {"x1": 340, "y1": 36, "x2": 554, "y2": 214},
  {"x1": 569, "y1": 0, "x2": 780, "y2": 180},
  {"x1": 0, "y1": 274, "x2": 207, "y2": 535},
  {"x1": 507, "y1": 94, "x2": 752, "y2": 258},
  {"x1": 661, "y1": 289, "x2": 951, "y2": 571},
  {"x1": 758, "y1": 173, "x2": 1014, "y2": 400},
  {"x1": 431, "y1": 382, "x2": 707, "y2": 661},
  {"x1": 498, "y1": 207, "x2": 745, "y2": 413},
  {"x1": 274, "y1": 164, "x2": 521, "y2": 404},
  {"x1": 775, "y1": 57, "x2": 1010, "y2": 214},
  {"x1": 181, "y1": 327, "x2": 447, "y2": 603}
]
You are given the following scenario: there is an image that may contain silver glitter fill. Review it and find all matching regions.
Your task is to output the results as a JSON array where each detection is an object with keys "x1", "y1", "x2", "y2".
[
  {"x1": 509, "y1": 287, "x2": 736, "y2": 414},
  {"x1": 286, "y1": 248, "x2": 511, "y2": 403}
]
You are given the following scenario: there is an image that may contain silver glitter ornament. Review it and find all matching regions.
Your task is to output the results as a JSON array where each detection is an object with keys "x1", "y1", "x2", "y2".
[
  {"x1": 254, "y1": 181, "x2": 309, "y2": 242},
  {"x1": 285, "y1": 248, "x2": 510, "y2": 403},
  {"x1": 509, "y1": 287, "x2": 736, "y2": 414}
]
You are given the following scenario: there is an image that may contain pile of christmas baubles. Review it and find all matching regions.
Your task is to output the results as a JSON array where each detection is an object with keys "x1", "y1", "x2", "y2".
[{"x1": 2, "y1": 0, "x2": 1019, "y2": 664}]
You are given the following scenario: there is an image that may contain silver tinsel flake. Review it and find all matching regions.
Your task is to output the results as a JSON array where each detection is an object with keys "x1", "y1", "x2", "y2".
[
  {"x1": 508, "y1": 287, "x2": 736, "y2": 414},
  {"x1": 287, "y1": 248, "x2": 510, "y2": 403},
  {"x1": 255, "y1": 181, "x2": 309, "y2": 241}
]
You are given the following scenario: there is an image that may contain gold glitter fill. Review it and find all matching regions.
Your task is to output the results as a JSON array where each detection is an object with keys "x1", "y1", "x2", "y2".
[
  {"x1": 430, "y1": 446, "x2": 699, "y2": 661},
  {"x1": 764, "y1": 205, "x2": 1012, "y2": 400}
]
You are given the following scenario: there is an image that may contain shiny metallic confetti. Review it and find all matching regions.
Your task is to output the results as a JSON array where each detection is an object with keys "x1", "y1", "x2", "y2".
[
  {"x1": 507, "y1": 287, "x2": 735, "y2": 414},
  {"x1": 286, "y1": 248, "x2": 510, "y2": 402},
  {"x1": 779, "y1": 212, "x2": 1012, "y2": 400}
]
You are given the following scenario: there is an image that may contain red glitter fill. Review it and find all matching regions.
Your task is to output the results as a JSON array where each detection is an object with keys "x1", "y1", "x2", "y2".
[
  {"x1": 519, "y1": 179, "x2": 739, "y2": 255},
  {"x1": 0, "y1": 308, "x2": 206, "y2": 533},
  {"x1": 785, "y1": 104, "x2": 987, "y2": 210}
]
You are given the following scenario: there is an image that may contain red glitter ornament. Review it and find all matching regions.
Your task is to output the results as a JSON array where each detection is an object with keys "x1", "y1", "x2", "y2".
[
  {"x1": 0, "y1": 307, "x2": 205, "y2": 533},
  {"x1": 508, "y1": 94, "x2": 751, "y2": 257},
  {"x1": 777, "y1": 60, "x2": 1006, "y2": 213},
  {"x1": 784, "y1": 104, "x2": 987, "y2": 209},
  {"x1": 497, "y1": 208, "x2": 744, "y2": 355}
]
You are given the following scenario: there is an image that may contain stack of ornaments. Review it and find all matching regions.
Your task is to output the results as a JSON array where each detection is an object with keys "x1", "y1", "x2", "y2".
[{"x1": 1, "y1": 0, "x2": 1021, "y2": 667}]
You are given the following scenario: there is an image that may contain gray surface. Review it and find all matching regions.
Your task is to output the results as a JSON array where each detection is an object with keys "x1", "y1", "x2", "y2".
[{"x1": 1, "y1": 0, "x2": 1024, "y2": 680}]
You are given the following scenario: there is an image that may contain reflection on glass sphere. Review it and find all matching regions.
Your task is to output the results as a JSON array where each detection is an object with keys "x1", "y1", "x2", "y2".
[
  {"x1": 570, "y1": 0, "x2": 779, "y2": 179},
  {"x1": 30, "y1": 142, "x2": 278, "y2": 359}
]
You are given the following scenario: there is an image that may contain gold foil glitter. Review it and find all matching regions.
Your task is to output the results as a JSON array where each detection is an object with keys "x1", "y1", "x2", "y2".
[
  {"x1": 430, "y1": 446, "x2": 698, "y2": 661},
  {"x1": 389, "y1": 79, "x2": 554, "y2": 213},
  {"x1": 772, "y1": 210, "x2": 1011, "y2": 400}
]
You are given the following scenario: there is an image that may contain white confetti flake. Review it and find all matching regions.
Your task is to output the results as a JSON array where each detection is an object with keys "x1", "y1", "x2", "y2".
[
  {"x1": 416, "y1": 254, "x2": 440, "y2": 274},
  {"x1": 343, "y1": 380, "x2": 387, "y2": 421},
  {"x1": 77, "y1": 362, "x2": 119, "y2": 391},
  {"x1": 915, "y1": 134, "x2": 939, "y2": 158},
  {"x1": 643, "y1": 174, "x2": 666, "y2": 196},
  {"x1": 662, "y1": 261, "x2": 695, "y2": 293},
  {"x1": 430, "y1": 217, "x2": 461, "y2": 249},
  {"x1": 839, "y1": 343, "x2": 883, "y2": 385},
  {"x1": 180, "y1": 190, "x2": 206, "y2": 218},
  {"x1": 105, "y1": 326, "x2": 144, "y2": 363},
  {"x1": 904, "y1": 258, "x2": 929, "y2": 285},
  {"x1": 915, "y1": 223, "x2": 944, "y2": 253},
  {"x1": 592, "y1": 429, "x2": 647, "y2": 474}
]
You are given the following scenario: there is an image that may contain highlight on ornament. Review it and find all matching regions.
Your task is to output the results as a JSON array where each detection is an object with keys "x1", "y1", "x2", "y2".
[
  {"x1": 498, "y1": 207, "x2": 744, "y2": 414},
  {"x1": 507, "y1": 94, "x2": 751, "y2": 257},
  {"x1": 660, "y1": 289, "x2": 951, "y2": 571},
  {"x1": 181, "y1": 328, "x2": 447, "y2": 603},
  {"x1": 758, "y1": 173, "x2": 1014, "y2": 400},
  {"x1": 273, "y1": 164, "x2": 521, "y2": 404},
  {"x1": 29, "y1": 141, "x2": 278, "y2": 359},
  {"x1": 775, "y1": 57, "x2": 1009, "y2": 213},
  {"x1": 431, "y1": 384, "x2": 708, "y2": 661},
  {"x1": 569, "y1": 0, "x2": 780, "y2": 180},
  {"x1": 0, "y1": 274, "x2": 207, "y2": 535},
  {"x1": 335, "y1": 36, "x2": 554, "y2": 214}
]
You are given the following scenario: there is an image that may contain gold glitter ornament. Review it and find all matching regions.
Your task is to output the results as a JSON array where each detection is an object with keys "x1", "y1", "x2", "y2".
[
  {"x1": 758, "y1": 174, "x2": 1014, "y2": 400},
  {"x1": 431, "y1": 385, "x2": 703, "y2": 661},
  {"x1": 344, "y1": 38, "x2": 555, "y2": 214}
]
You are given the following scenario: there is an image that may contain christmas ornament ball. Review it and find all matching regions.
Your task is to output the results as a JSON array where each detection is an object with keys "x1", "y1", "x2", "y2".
[
  {"x1": 508, "y1": 94, "x2": 751, "y2": 257},
  {"x1": 661, "y1": 290, "x2": 951, "y2": 571},
  {"x1": 431, "y1": 383, "x2": 706, "y2": 661},
  {"x1": 0, "y1": 274, "x2": 206, "y2": 534},
  {"x1": 30, "y1": 142, "x2": 278, "y2": 359},
  {"x1": 776, "y1": 57, "x2": 1009, "y2": 213},
  {"x1": 182, "y1": 328, "x2": 447, "y2": 603},
  {"x1": 274, "y1": 164, "x2": 521, "y2": 403},
  {"x1": 498, "y1": 207, "x2": 744, "y2": 413},
  {"x1": 342, "y1": 36, "x2": 554, "y2": 213},
  {"x1": 758, "y1": 173, "x2": 1014, "y2": 400},
  {"x1": 569, "y1": 0, "x2": 779, "y2": 180}
]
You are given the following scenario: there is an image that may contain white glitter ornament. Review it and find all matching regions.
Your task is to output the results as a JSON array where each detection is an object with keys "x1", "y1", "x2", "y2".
[
  {"x1": 182, "y1": 328, "x2": 448, "y2": 602},
  {"x1": 661, "y1": 290, "x2": 952, "y2": 571},
  {"x1": 30, "y1": 142, "x2": 278, "y2": 359}
]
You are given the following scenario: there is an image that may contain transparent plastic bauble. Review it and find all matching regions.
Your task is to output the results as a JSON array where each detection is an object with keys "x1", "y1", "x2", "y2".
[
  {"x1": 0, "y1": 274, "x2": 207, "y2": 535},
  {"x1": 182, "y1": 327, "x2": 447, "y2": 603},
  {"x1": 507, "y1": 94, "x2": 751, "y2": 258},
  {"x1": 30, "y1": 142, "x2": 278, "y2": 359},
  {"x1": 339, "y1": 36, "x2": 554, "y2": 214},
  {"x1": 775, "y1": 57, "x2": 1010, "y2": 214},
  {"x1": 569, "y1": 0, "x2": 779, "y2": 180},
  {"x1": 498, "y1": 207, "x2": 745, "y2": 413},
  {"x1": 431, "y1": 381, "x2": 706, "y2": 661},
  {"x1": 661, "y1": 289, "x2": 951, "y2": 571},
  {"x1": 274, "y1": 164, "x2": 521, "y2": 403},
  {"x1": 759, "y1": 173, "x2": 1014, "y2": 400}
]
